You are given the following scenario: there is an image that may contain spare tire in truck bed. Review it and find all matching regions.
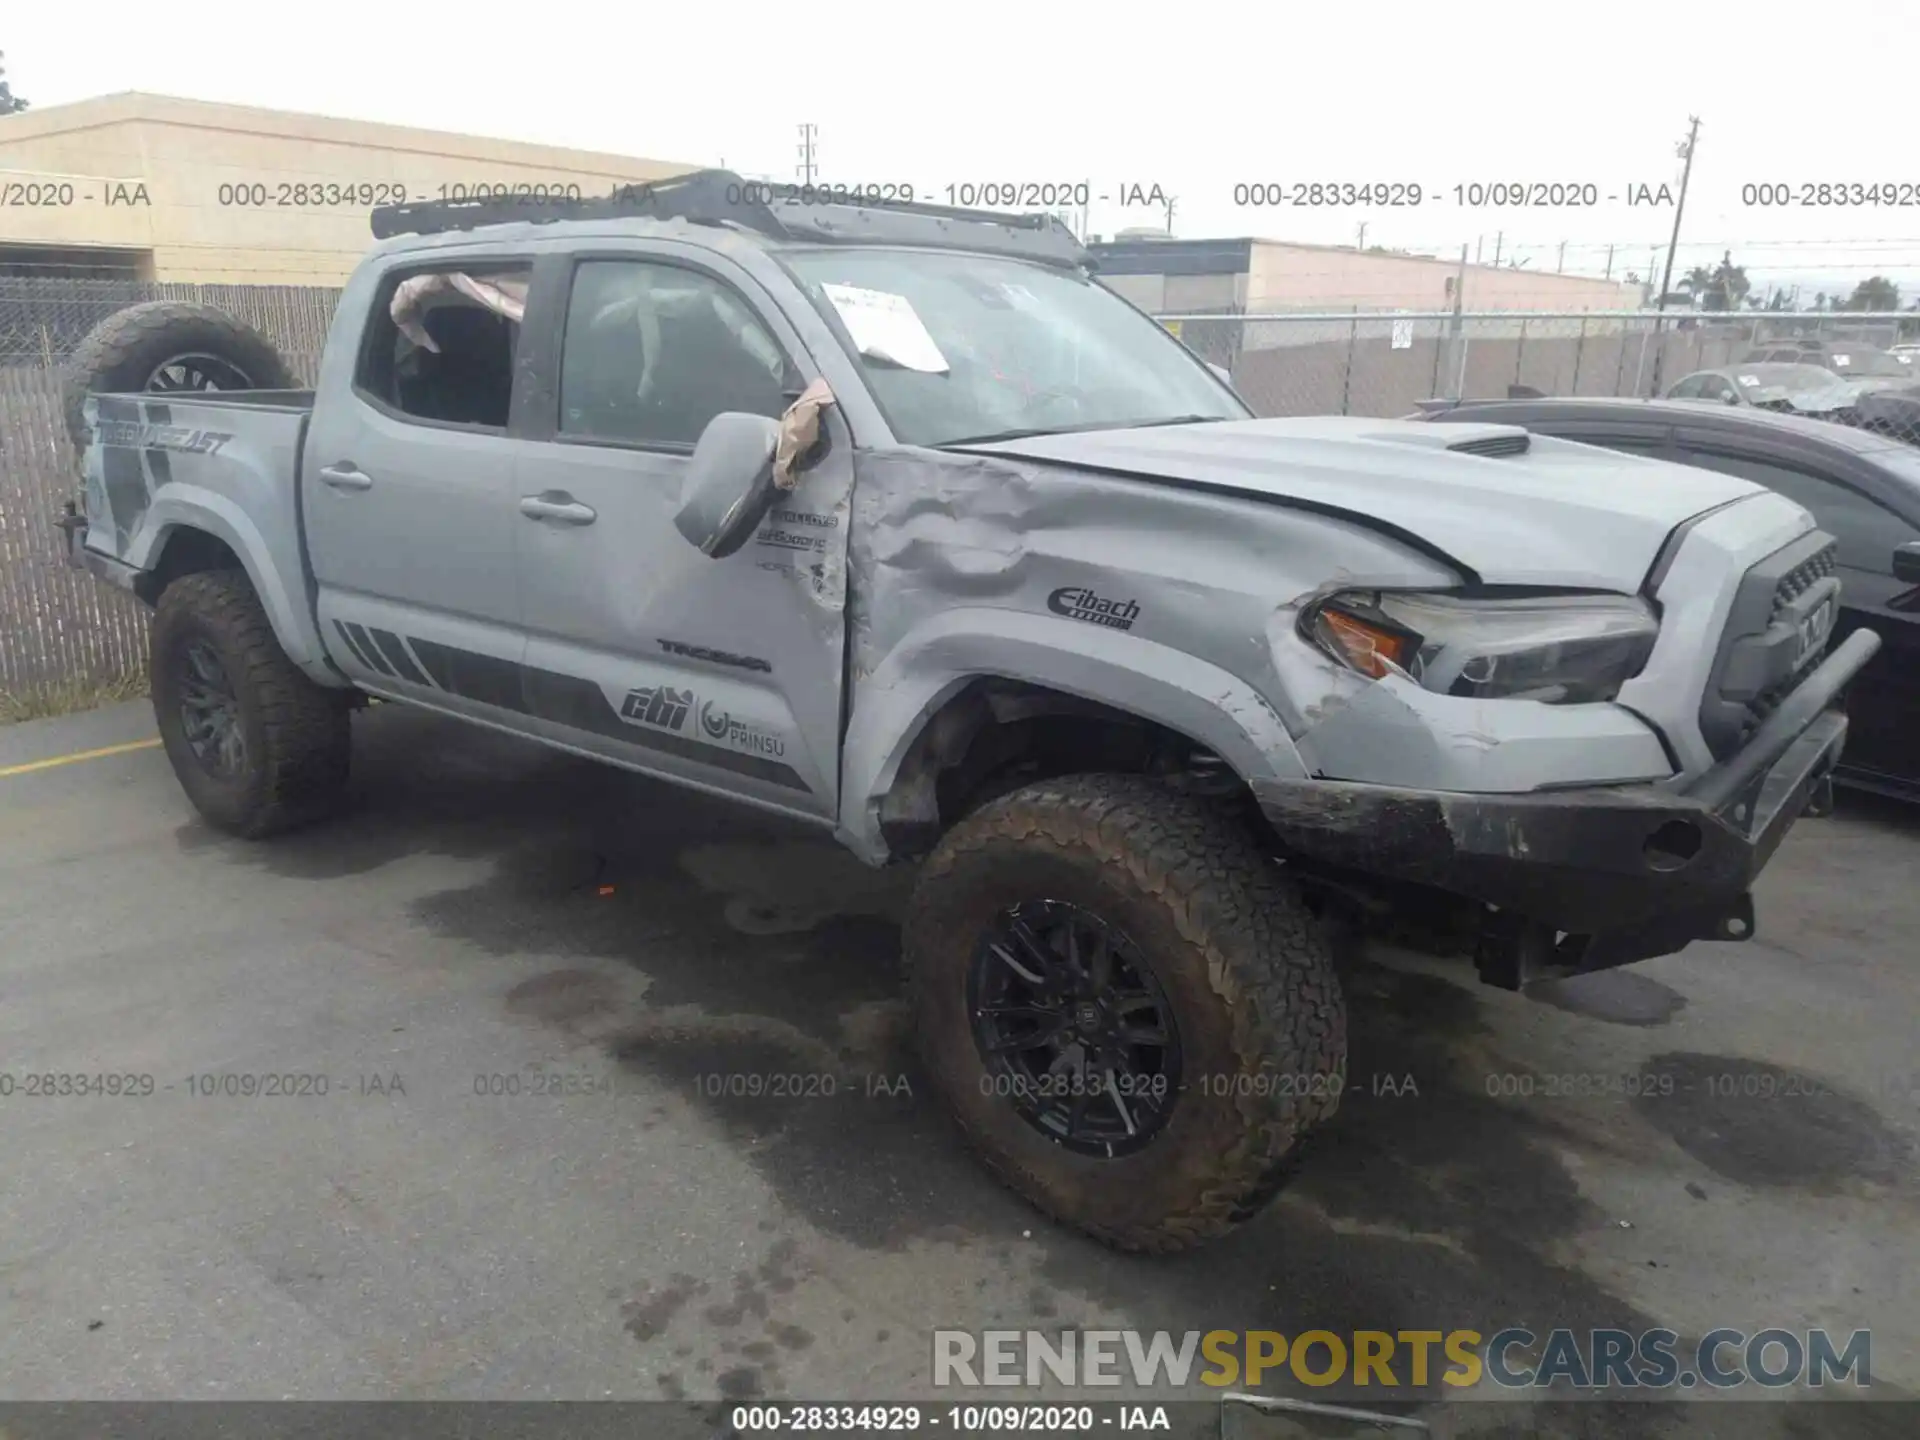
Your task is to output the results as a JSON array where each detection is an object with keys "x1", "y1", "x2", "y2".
[{"x1": 61, "y1": 301, "x2": 298, "y2": 455}]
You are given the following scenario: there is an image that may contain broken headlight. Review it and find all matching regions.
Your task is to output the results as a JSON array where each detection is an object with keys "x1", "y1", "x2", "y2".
[{"x1": 1303, "y1": 591, "x2": 1659, "y2": 704}]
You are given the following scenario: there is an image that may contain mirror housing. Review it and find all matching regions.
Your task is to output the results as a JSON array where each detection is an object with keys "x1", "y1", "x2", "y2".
[
  {"x1": 1894, "y1": 540, "x2": 1920, "y2": 584},
  {"x1": 1207, "y1": 362, "x2": 1232, "y2": 385},
  {"x1": 674, "y1": 413, "x2": 783, "y2": 559}
]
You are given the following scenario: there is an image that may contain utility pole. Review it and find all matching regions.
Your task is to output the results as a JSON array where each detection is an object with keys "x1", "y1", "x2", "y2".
[
  {"x1": 1649, "y1": 115, "x2": 1701, "y2": 395},
  {"x1": 796, "y1": 123, "x2": 818, "y2": 185},
  {"x1": 1556, "y1": 241, "x2": 1566, "y2": 274},
  {"x1": 1492, "y1": 231, "x2": 1503, "y2": 267},
  {"x1": 1357, "y1": 222, "x2": 1367, "y2": 250},
  {"x1": 1474, "y1": 235, "x2": 1483, "y2": 264},
  {"x1": 1604, "y1": 243, "x2": 1615, "y2": 279},
  {"x1": 1164, "y1": 194, "x2": 1178, "y2": 235}
]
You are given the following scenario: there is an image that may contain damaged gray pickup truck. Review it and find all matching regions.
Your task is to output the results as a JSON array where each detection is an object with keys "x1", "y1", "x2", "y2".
[{"x1": 61, "y1": 172, "x2": 1880, "y2": 1252}]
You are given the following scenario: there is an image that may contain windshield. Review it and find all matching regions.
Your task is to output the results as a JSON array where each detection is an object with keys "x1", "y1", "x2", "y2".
[
  {"x1": 1824, "y1": 348, "x2": 1912, "y2": 378},
  {"x1": 1737, "y1": 364, "x2": 1850, "y2": 393},
  {"x1": 779, "y1": 248, "x2": 1248, "y2": 445}
]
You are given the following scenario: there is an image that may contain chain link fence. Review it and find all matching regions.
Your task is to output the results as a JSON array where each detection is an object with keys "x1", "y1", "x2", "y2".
[
  {"x1": 0, "y1": 280, "x2": 343, "y2": 707},
  {"x1": 7, "y1": 275, "x2": 1920, "y2": 707},
  {"x1": 1161, "y1": 308, "x2": 1920, "y2": 445}
]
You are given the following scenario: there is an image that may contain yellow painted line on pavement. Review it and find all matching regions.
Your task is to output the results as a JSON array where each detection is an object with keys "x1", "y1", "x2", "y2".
[{"x1": 0, "y1": 737, "x2": 162, "y2": 779}]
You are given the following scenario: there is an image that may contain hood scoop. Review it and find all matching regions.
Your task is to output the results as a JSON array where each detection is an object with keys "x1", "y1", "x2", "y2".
[{"x1": 1446, "y1": 431, "x2": 1531, "y2": 458}]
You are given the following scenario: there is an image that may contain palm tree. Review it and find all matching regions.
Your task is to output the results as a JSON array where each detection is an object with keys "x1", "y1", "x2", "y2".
[
  {"x1": 1677, "y1": 266, "x2": 1714, "y2": 304},
  {"x1": 1707, "y1": 252, "x2": 1751, "y2": 311},
  {"x1": 1841, "y1": 276, "x2": 1900, "y2": 312}
]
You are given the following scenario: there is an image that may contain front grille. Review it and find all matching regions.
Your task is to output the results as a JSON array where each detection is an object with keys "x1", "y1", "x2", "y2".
[
  {"x1": 1448, "y1": 432, "x2": 1530, "y2": 458},
  {"x1": 1698, "y1": 532, "x2": 1840, "y2": 759},
  {"x1": 1775, "y1": 544, "x2": 1837, "y2": 605}
]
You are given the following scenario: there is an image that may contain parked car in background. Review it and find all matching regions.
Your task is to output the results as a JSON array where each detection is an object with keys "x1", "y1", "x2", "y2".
[
  {"x1": 1417, "y1": 398, "x2": 1920, "y2": 800},
  {"x1": 1664, "y1": 363, "x2": 1865, "y2": 420},
  {"x1": 1742, "y1": 340, "x2": 1915, "y2": 390},
  {"x1": 1890, "y1": 343, "x2": 1920, "y2": 364}
]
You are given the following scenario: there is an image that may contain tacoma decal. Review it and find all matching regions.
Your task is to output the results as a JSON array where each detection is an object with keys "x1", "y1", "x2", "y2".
[{"x1": 656, "y1": 639, "x2": 774, "y2": 673}]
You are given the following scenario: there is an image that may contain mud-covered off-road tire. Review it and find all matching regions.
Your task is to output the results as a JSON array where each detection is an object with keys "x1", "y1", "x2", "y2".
[
  {"x1": 905, "y1": 774, "x2": 1348, "y2": 1253},
  {"x1": 62, "y1": 301, "x2": 296, "y2": 456},
  {"x1": 150, "y1": 571, "x2": 350, "y2": 838}
]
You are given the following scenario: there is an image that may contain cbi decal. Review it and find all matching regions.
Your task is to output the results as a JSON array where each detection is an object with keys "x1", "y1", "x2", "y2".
[
  {"x1": 1048, "y1": 585, "x2": 1142, "y2": 632},
  {"x1": 619, "y1": 685, "x2": 693, "y2": 732}
]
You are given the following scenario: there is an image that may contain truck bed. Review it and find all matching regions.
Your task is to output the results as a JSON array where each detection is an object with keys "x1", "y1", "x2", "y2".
[{"x1": 81, "y1": 389, "x2": 313, "y2": 570}]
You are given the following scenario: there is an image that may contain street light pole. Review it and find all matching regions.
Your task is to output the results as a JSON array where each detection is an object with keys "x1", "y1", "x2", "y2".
[{"x1": 1649, "y1": 115, "x2": 1701, "y2": 395}]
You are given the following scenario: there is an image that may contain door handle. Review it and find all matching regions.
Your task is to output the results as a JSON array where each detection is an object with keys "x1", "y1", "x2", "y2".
[
  {"x1": 318, "y1": 463, "x2": 373, "y2": 491},
  {"x1": 519, "y1": 494, "x2": 597, "y2": 526}
]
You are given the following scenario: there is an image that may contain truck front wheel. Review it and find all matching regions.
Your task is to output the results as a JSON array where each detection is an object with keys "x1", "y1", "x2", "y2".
[
  {"x1": 904, "y1": 774, "x2": 1347, "y2": 1253},
  {"x1": 150, "y1": 571, "x2": 350, "y2": 838}
]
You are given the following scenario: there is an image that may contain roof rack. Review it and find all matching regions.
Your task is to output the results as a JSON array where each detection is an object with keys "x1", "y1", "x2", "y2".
[{"x1": 369, "y1": 168, "x2": 1091, "y2": 270}]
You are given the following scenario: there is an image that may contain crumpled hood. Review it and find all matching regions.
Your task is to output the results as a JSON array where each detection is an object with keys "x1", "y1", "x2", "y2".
[{"x1": 959, "y1": 416, "x2": 1767, "y2": 591}]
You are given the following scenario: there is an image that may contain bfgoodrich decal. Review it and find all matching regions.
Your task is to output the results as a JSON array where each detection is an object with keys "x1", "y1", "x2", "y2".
[{"x1": 1048, "y1": 585, "x2": 1141, "y2": 632}]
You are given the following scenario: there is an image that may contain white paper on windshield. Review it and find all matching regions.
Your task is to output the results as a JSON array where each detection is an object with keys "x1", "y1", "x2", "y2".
[
  {"x1": 1833, "y1": 354, "x2": 1851, "y2": 366},
  {"x1": 1739, "y1": 374, "x2": 1760, "y2": 386},
  {"x1": 821, "y1": 284, "x2": 949, "y2": 373}
]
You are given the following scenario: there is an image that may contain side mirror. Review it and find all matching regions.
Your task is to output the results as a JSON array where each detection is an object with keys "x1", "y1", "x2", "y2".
[
  {"x1": 1207, "y1": 362, "x2": 1232, "y2": 385},
  {"x1": 1894, "y1": 540, "x2": 1920, "y2": 584},
  {"x1": 674, "y1": 413, "x2": 782, "y2": 559},
  {"x1": 1724, "y1": 391, "x2": 1741, "y2": 405}
]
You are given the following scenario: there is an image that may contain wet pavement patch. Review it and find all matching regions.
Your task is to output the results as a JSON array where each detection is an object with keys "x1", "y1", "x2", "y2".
[
  {"x1": 1528, "y1": 970, "x2": 1688, "y2": 1028},
  {"x1": 1636, "y1": 1052, "x2": 1910, "y2": 1189}
]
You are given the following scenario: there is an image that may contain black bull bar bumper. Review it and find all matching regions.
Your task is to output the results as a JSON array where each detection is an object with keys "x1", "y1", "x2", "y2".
[{"x1": 1253, "y1": 628, "x2": 1882, "y2": 985}]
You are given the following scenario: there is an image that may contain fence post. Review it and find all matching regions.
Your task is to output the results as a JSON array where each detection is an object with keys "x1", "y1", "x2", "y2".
[
  {"x1": 1571, "y1": 316, "x2": 1587, "y2": 393},
  {"x1": 1340, "y1": 307, "x2": 1357, "y2": 416},
  {"x1": 1513, "y1": 318, "x2": 1528, "y2": 390}
]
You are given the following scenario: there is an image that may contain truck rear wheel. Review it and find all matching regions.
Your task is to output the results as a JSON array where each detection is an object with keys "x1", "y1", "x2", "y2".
[
  {"x1": 150, "y1": 571, "x2": 350, "y2": 838},
  {"x1": 904, "y1": 774, "x2": 1347, "y2": 1253},
  {"x1": 62, "y1": 302, "x2": 296, "y2": 456}
]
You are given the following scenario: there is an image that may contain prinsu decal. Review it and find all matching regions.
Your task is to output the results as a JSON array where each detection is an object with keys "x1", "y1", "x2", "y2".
[
  {"x1": 656, "y1": 639, "x2": 773, "y2": 673},
  {"x1": 698, "y1": 700, "x2": 787, "y2": 758},
  {"x1": 619, "y1": 685, "x2": 693, "y2": 731},
  {"x1": 94, "y1": 420, "x2": 233, "y2": 456},
  {"x1": 1048, "y1": 585, "x2": 1141, "y2": 632}
]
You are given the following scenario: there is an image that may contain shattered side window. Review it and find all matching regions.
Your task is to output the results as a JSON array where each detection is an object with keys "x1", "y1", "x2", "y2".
[{"x1": 356, "y1": 264, "x2": 531, "y2": 429}]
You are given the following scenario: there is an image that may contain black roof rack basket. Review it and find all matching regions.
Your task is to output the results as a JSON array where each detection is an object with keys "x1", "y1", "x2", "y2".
[
  {"x1": 369, "y1": 169, "x2": 776, "y2": 241},
  {"x1": 369, "y1": 168, "x2": 1091, "y2": 268}
]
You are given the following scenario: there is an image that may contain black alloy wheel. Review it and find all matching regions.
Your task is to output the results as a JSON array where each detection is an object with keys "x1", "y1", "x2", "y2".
[
  {"x1": 176, "y1": 638, "x2": 246, "y2": 777},
  {"x1": 968, "y1": 898, "x2": 1182, "y2": 1157},
  {"x1": 142, "y1": 352, "x2": 256, "y2": 393}
]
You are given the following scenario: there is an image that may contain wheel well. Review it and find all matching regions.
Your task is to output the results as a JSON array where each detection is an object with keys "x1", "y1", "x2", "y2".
[
  {"x1": 875, "y1": 678, "x2": 1249, "y2": 859},
  {"x1": 133, "y1": 527, "x2": 243, "y2": 606}
]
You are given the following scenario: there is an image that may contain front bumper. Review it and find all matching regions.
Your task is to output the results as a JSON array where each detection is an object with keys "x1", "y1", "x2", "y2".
[{"x1": 1254, "y1": 627, "x2": 1882, "y2": 982}]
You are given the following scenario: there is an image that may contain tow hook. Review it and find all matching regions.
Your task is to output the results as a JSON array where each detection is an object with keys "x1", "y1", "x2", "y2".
[
  {"x1": 1477, "y1": 891, "x2": 1758, "y2": 991},
  {"x1": 1805, "y1": 773, "x2": 1836, "y2": 818},
  {"x1": 56, "y1": 500, "x2": 89, "y2": 569}
]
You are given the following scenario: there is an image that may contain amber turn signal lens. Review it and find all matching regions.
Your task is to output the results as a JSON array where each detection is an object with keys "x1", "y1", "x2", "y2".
[{"x1": 1317, "y1": 607, "x2": 1415, "y2": 679}]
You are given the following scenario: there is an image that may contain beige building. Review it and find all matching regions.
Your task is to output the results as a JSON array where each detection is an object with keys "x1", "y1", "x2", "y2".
[
  {"x1": 1092, "y1": 235, "x2": 1646, "y2": 317},
  {"x1": 0, "y1": 92, "x2": 693, "y2": 284}
]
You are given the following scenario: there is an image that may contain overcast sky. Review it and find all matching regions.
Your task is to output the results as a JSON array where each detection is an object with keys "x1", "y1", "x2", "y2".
[{"x1": 9, "y1": 0, "x2": 1920, "y2": 301}]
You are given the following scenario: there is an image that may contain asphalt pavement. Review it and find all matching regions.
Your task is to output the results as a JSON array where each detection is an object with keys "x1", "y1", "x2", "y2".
[{"x1": 1, "y1": 700, "x2": 1915, "y2": 1438}]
